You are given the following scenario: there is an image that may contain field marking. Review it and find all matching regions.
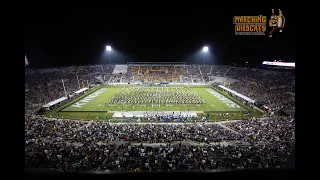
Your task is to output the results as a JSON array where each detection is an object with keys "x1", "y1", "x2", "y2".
[
  {"x1": 194, "y1": 88, "x2": 220, "y2": 111},
  {"x1": 206, "y1": 89, "x2": 240, "y2": 109},
  {"x1": 200, "y1": 89, "x2": 218, "y2": 106},
  {"x1": 69, "y1": 88, "x2": 107, "y2": 108},
  {"x1": 62, "y1": 86, "x2": 245, "y2": 112}
]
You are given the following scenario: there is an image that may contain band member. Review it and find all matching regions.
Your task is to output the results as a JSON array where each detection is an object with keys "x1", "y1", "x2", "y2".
[
  {"x1": 269, "y1": 9, "x2": 285, "y2": 37},
  {"x1": 269, "y1": 9, "x2": 278, "y2": 37},
  {"x1": 277, "y1": 9, "x2": 285, "y2": 32}
]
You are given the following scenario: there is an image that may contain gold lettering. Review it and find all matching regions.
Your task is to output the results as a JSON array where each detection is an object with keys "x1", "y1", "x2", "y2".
[
  {"x1": 261, "y1": 24, "x2": 266, "y2": 32},
  {"x1": 244, "y1": 17, "x2": 247, "y2": 23},
  {"x1": 262, "y1": 16, "x2": 266, "y2": 23},
  {"x1": 256, "y1": 16, "x2": 260, "y2": 23},
  {"x1": 234, "y1": 16, "x2": 240, "y2": 24},
  {"x1": 236, "y1": 25, "x2": 241, "y2": 31},
  {"x1": 257, "y1": 16, "x2": 262, "y2": 23},
  {"x1": 245, "y1": 26, "x2": 249, "y2": 31},
  {"x1": 234, "y1": 16, "x2": 267, "y2": 24},
  {"x1": 234, "y1": 15, "x2": 267, "y2": 33},
  {"x1": 239, "y1": 17, "x2": 244, "y2": 23},
  {"x1": 256, "y1": 25, "x2": 261, "y2": 32}
]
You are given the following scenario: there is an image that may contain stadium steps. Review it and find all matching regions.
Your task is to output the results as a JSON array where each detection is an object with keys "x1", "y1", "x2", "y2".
[
  {"x1": 96, "y1": 142, "x2": 121, "y2": 171},
  {"x1": 216, "y1": 123, "x2": 243, "y2": 136},
  {"x1": 198, "y1": 65, "x2": 205, "y2": 83},
  {"x1": 224, "y1": 66, "x2": 232, "y2": 77}
]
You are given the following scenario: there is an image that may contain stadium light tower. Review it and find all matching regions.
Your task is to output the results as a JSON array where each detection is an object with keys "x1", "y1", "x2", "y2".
[
  {"x1": 202, "y1": 46, "x2": 208, "y2": 65},
  {"x1": 106, "y1": 45, "x2": 112, "y2": 64}
]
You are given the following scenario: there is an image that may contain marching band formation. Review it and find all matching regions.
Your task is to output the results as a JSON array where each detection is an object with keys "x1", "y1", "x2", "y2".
[{"x1": 107, "y1": 87, "x2": 204, "y2": 105}]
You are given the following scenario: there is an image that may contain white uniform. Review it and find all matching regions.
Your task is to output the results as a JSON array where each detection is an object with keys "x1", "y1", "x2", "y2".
[{"x1": 277, "y1": 16, "x2": 285, "y2": 28}]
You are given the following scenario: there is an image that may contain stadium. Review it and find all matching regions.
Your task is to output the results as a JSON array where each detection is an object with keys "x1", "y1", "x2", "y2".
[
  {"x1": 36, "y1": 62, "x2": 261, "y2": 122},
  {"x1": 25, "y1": 60, "x2": 295, "y2": 172},
  {"x1": 25, "y1": 9, "x2": 295, "y2": 174}
]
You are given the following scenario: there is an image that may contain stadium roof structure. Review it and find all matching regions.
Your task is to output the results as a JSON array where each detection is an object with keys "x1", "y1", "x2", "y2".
[
  {"x1": 43, "y1": 97, "x2": 68, "y2": 108},
  {"x1": 127, "y1": 62, "x2": 187, "y2": 66},
  {"x1": 74, "y1": 88, "x2": 88, "y2": 94},
  {"x1": 218, "y1": 85, "x2": 255, "y2": 103}
]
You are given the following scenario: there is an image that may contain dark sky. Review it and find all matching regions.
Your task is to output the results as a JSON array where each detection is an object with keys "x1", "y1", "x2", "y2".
[{"x1": 25, "y1": 5, "x2": 295, "y2": 69}]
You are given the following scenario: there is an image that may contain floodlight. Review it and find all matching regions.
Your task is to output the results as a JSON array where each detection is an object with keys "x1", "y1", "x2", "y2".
[{"x1": 203, "y1": 46, "x2": 208, "y2": 52}]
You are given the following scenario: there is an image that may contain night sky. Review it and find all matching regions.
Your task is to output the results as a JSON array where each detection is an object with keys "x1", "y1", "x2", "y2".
[{"x1": 24, "y1": 5, "x2": 295, "y2": 69}]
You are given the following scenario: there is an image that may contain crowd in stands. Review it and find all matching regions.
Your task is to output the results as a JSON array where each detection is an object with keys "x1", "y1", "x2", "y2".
[
  {"x1": 129, "y1": 66, "x2": 181, "y2": 83},
  {"x1": 25, "y1": 117, "x2": 242, "y2": 144},
  {"x1": 25, "y1": 63, "x2": 295, "y2": 171},
  {"x1": 25, "y1": 115, "x2": 294, "y2": 171},
  {"x1": 113, "y1": 65, "x2": 128, "y2": 74},
  {"x1": 224, "y1": 67, "x2": 295, "y2": 116},
  {"x1": 225, "y1": 117, "x2": 294, "y2": 144},
  {"x1": 101, "y1": 140, "x2": 293, "y2": 171},
  {"x1": 200, "y1": 65, "x2": 211, "y2": 75},
  {"x1": 106, "y1": 65, "x2": 130, "y2": 84},
  {"x1": 25, "y1": 65, "x2": 113, "y2": 105},
  {"x1": 184, "y1": 65, "x2": 203, "y2": 83}
]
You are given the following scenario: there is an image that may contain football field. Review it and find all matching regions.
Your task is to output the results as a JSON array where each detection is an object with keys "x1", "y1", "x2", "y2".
[{"x1": 60, "y1": 85, "x2": 248, "y2": 112}]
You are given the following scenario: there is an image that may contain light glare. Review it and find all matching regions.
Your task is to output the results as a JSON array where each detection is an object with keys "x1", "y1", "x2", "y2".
[
  {"x1": 106, "y1": 46, "x2": 112, "y2": 51},
  {"x1": 203, "y1": 46, "x2": 208, "y2": 52}
]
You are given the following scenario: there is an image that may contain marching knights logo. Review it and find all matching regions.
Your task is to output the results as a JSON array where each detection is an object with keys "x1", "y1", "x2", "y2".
[{"x1": 269, "y1": 9, "x2": 286, "y2": 37}]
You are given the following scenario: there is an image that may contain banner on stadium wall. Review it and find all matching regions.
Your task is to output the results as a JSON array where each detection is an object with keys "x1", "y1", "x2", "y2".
[{"x1": 262, "y1": 61, "x2": 295, "y2": 67}]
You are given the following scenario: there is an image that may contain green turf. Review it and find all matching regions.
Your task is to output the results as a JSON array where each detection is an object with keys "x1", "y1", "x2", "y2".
[
  {"x1": 61, "y1": 87, "x2": 117, "y2": 111},
  {"x1": 39, "y1": 85, "x2": 263, "y2": 121},
  {"x1": 61, "y1": 86, "x2": 248, "y2": 112}
]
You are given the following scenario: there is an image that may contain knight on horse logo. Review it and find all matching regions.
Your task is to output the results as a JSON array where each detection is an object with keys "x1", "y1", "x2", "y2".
[{"x1": 269, "y1": 9, "x2": 285, "y2": 37}]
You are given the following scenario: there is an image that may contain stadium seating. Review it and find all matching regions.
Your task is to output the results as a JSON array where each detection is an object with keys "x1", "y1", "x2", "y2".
[{"x1": 25, "y1": 64, "x2": 295, "y2": 172}]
